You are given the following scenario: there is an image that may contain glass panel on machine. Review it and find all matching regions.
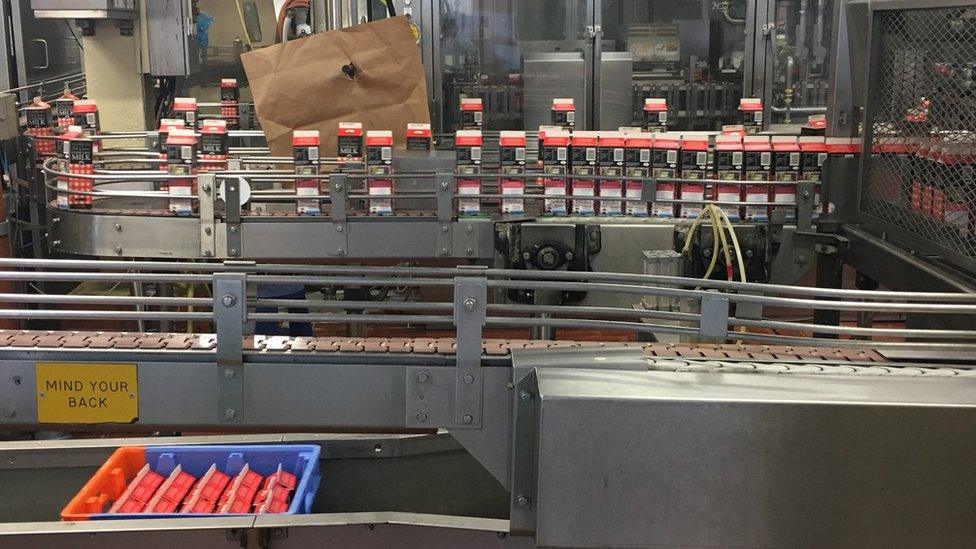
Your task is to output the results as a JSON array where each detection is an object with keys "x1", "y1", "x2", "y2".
[
  {"x1": 439, "y1": 0, "x2": 589, "y2": 132},
  {"x1": 768, "y1": 0, "x2": 834, "y2": 125},
  {"x1": 600, "y1": 0, "x2": 746, "y2": 131},
  {"x1": 186, "y1": 0, "x2": 279, "y2": 101}
]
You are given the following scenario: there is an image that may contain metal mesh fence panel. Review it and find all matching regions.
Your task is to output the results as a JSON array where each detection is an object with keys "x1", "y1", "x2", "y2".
[{"x1": 862, "y1": 7, "x2": 976, "y2": 265}]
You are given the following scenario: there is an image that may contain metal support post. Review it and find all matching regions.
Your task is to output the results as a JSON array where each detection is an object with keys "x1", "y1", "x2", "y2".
[
  {"x1": 330, "y1": 173, "x2": 348, "y2": 257},
  {"x1": 436, "y1": 172, "x2": 453, "y2": 257},
  {"x1": 795, "y1": 181, "x2": 815, "y2": 234},
  {"x1": 224, "y1": 178, "x2": 242, "y2": 258},
  {"x1": 453, "y1": 268, "x2": 486, "y2": 429},
  {"x1": 213, "y1": 272, "x2": 246, "y2": 422},
  {"x1": 198, "y1": 173, "x2": 216, "y2": 258},
  {"x1": 813, "y1": 250, "x2": 844, "y2": 338}
]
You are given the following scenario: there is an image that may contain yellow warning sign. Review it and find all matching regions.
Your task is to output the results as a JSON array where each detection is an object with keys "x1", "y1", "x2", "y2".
[{"x1": 36, "y1": 362, "x2": 138, "y2": 424}]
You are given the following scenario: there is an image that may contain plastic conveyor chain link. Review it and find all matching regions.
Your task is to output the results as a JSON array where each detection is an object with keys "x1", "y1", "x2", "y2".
[{"x1": 0, "y1": 329, "x2": 890, "y2": 362}]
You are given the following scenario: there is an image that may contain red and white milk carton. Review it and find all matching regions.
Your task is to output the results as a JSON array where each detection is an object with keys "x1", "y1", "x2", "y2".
[
  {"x1": 455, "y1": 130, "x2": 483, "y2": 215},
  {"x1": 220, "y1": 79, "x2": 240, "y2": 129},
  {"x1": 365, "y1": 130, "x2": 394, "y2": 215},
  {"x1": 743, "y1": 135, "x2": 773, "y2": 220},
  {"x1": 623, "y1": 131, "x2": 652, "y2": 217},
  {"x1": 551, "y1": 98, "x2": 576, "y2": 129},
  {"x1": 739, "y1": 98, "x2": 763, "y2": 134},
  {"x1": 293, "y1": 130, "x2": 321, "y2": 215},
  {"x1": 171, "y1": 97, "x2": 198, "y2": 128},
  {"x1": 460, "y1": 98, "x2": 483, "y2": 130},
  {"x1": 165, "y1": 128, "x2": 197, "y2": 215},
  {"x1": 679, "y1": 133, "x2": 709, "y2": 218},
  {"x1": 571, "y1": 131, "x2": 599, "y2": 215},
  {"x1": 651, "y1": 132, "x2": 681, "y2": 218},
  {"x1": 540, "y1": 130, "x2": 571, "y2": 215},
  {"x1": 199, "y1": 119, "x2": 229, "y2": 172},
  {"x1": 771, "y1": 135, "x2": 801, "y2": 220},
  {"x1": 598, "y1": 131, "x2": 626, "y2": 215},
  {"x1": 499, "y1": 130, "x2": 527, "y2": 214},
  {"x1": 643, "y1": 98, "x2": 668, "y2": 132},
  {"x1": 338, "y1": 122, "x2": 364, "y2": 166},
  {"x1": 713, "y1": 133, "x2": 744, "y2": 220}
]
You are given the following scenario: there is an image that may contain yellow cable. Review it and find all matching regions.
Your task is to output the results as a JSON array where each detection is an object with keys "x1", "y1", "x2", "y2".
[
  {"x1": 701, "y1": 212, "x2": 721, "y2": 280},
  {"x1": 715, "y1": 207, "x2": 747, "y2": 283},
  {"x1": 711, "y1": 207, "x2": 733, "y2": 281},
  {"x1": 235, "y1": 0, "x2": 254, "y2": 49}
]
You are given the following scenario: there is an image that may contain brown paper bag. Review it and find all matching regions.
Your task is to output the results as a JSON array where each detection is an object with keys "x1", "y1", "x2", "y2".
[{"x1": 241, "y1": 16, "x2": 430, "y2": 157}]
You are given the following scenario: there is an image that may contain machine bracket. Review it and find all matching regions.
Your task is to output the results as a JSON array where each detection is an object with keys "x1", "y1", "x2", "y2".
[
  {"x1": 642, "y1": 178, "x2": 657, "y2": 207},
  {"x1": 330, "y1": 173, "x2": 349, "y2": 256},
  {"x1": 509, "y1": 371, "x2": 539, "y2": 533},
  {"x1": 198, "y1": 173, "x2": 216, "y2": 258},
  {"x1": 436, "y1": 173, "x2": 454, "y2": 256},
  {"x1": 224, "y1": 178, "x2": 243, "y2": 258},
  {"x1": 699, "y1": 295, "x2": 730, "y2": 340},
  {"x1": 213, "y1": 272, "x2": 246, "y2": 422},
  {"x1": 793, "y1": 231, "x2": 850, "y2": 255},
  {"x1": 453, "y1": 269, "x2": 487, "y2": 428}
]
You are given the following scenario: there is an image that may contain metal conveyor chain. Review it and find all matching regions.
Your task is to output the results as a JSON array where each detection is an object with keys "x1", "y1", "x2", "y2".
[{"x1": 0, "y1": 329, "x2": 888, "y2": 363}]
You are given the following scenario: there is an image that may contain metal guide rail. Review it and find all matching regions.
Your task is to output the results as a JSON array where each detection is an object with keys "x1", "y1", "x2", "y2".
[
  {"x1": 2, "y1": 257, "x2": 975, "y2": 354},
  {"x1": 0, "y1": 257, "x2": 972, "y2": 432}
]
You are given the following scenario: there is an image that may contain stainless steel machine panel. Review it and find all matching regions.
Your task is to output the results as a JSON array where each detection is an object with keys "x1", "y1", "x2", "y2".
[
  {"x1": 30, "y1": 0, "x2": 136, "y2": 19},
  {"x1": 523, "y1": 52, "x2": 588, "y2": 131},
  {"x1": 533, "y1": 367, "x2": 976, "y2": 547},
  {"x1": 597, "y1": 51, "x2": 634, "y2": 130},
  {"x1": 146, "y1": 0, "x2": 198, "y2": 76}
]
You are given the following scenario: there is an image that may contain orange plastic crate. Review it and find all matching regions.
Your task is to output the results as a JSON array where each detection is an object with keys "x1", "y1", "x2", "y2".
[{"x1": 61, "y1": 447, "x2": 146, "y2": 520}]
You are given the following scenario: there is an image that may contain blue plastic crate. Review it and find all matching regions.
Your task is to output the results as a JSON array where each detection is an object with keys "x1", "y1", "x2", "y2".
[{"x1": 81, "y1": 444, "x2": 320, "y2": 520}]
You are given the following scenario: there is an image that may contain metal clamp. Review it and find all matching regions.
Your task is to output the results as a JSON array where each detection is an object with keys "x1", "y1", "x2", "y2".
[
  {"x1": 213, "y1": 272, "x2": 246, "y2": 422},
  {"x1": 453, "y1": 270, "x2": 487, "y2": 428}
]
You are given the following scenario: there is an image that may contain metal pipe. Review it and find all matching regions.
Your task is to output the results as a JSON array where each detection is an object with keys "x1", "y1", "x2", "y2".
[
  {"x1": 731, "y1": 317, "x2": 976, "y2": 340},
  {"x1": 724, "y1": 330, "x2": 976, "y2": 351},
  {"x1": 0, "y1": 294, "x2": 210, "y2": 306},
  {"x1": 0, "y1": 272, "x2": 211, "y2": 283},
  {"x1": 250, "y1": 275, "x2": 455, "y2": 287},
  {"x1": 1, "y1": 73, "x2": 84, "y2": 94},
  {"x1": 248, "y1": 313, "x2": 450, "y2": 324},
  {"x1": 488, "y1": 280, "x2": 976, "y2": 314},
  {"x1": 0, "y1": 259, "x2": 972, "y2": 304},
  {"x1": 0, "y1": 309, "x2": 210, "y2": 320}
]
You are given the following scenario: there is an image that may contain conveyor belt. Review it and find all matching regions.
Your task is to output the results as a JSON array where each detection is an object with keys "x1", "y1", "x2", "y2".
[{"x1": 0, "y1": 329, "x2": 888, "y2": 363}]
